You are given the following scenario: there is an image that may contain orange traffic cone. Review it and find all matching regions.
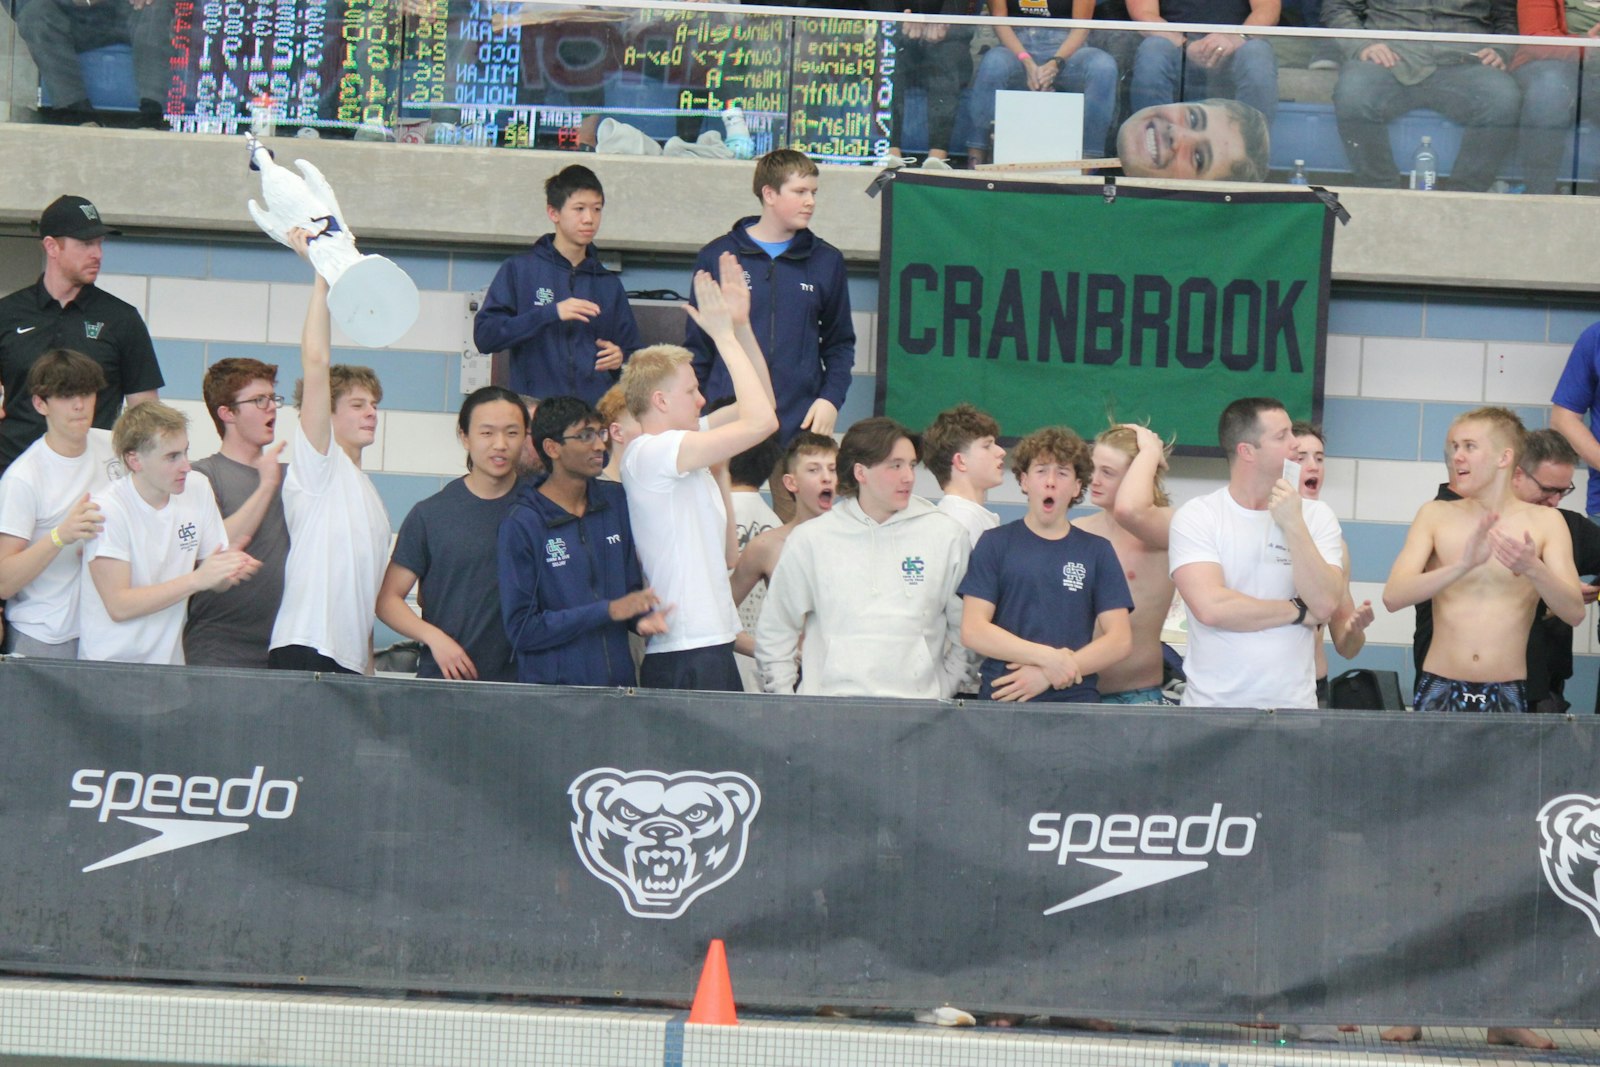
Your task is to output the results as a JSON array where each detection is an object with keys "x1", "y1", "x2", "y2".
[{"x1": 687, "y1": 938, "x2": 738, "y2": 1026}]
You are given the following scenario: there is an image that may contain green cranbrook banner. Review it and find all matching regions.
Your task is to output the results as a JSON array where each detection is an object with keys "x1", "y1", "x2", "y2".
[{"x1": 876, "y1": 174, "x2": 1335, "y2": 456}]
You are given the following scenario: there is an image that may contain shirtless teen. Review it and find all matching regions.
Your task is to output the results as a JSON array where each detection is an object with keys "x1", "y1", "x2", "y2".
[
  {"x1": 1380, "y1": 411, "x2": 1575, "y2": 1049},
  {"x1": 1076, "y1": 423, "x2": 1175, "y2": 704}
]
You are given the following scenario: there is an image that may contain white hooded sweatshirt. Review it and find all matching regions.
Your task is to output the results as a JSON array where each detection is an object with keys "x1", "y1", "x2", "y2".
[{"x1": 755, "y1": 495, "x2": 973, "y2": 699}]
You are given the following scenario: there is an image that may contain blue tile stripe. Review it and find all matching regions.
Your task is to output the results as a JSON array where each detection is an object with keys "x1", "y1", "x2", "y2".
[{"x1": 663, "y1": 1012, "x2": 687, "y2": 1067}]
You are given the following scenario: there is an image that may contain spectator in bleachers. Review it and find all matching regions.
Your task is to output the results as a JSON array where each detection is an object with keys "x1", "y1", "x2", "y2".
[
  {"x1": 965, "y1": 0, "x2": 1120, "y2": 164},
  {"x1": 622, "y1": 260, "x2": 777, "y2": 692},
  {"x1": 79, "y1": 401, "x2": 258, "y2": 665},
  {"x1": 1075, "y1": 423, "x2": 1178, "y2": 704},
  {"x1": 1322, "y1": 0, "x2": 1521, "y2": 190},
  {"x1": 1169, "y1": 397, "x2": 1345, "y2": 708},
  {"x1": 959, "y1": 426, "x2": 1133, "y2": 702},
  {"x1": 377, "y1": 386, "x2": 527, "y2": 682},
  {"x1": 0, "y1": 349, "x2": 113, "y2": 658},
  {"x1": 183, "y1": 358, "x2": 290, "y2": 669},
  {"x1": 0, "y1": 195, "x2": 162, "y2": 476},
  {"x1": 1115, "y1": 98, "x2": 1272, "y2": 178},
  {"x1": 16, "y1": 0, "x2": 172, "y2": 127},
  {"x1": 474, "y1": 166, "x2": 639, "y2": 406},
  {"x1": 268, "y1": 230, "x2": 391, "y2": 675},
  {"x1": 1510, "y1": 0, "x2": 1600, "y2": 194},
  {"x1": 755, "y1": 417, "x2": 972, "y2": 699},
  {"x1": 869, "y1": 0, "x2": 976, "y2": 168},
  {"x1": 1290, "y1": 421, "x2": 1372, "y2": 705},
  {"x1": 1128, "y1": 0, "x2": 1281, "y2": 128},
  {"x1": 499, "y1": 395, "x2": 665, "y2": 687}
]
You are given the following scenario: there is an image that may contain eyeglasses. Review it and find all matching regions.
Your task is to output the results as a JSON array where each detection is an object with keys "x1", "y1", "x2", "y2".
[
  {"x1": 231, "y1": 394, "x2": 283, "y2": 411},
  {"x1": 1530, "y1": 476, "x2": 1576, "y2": 500},
  {"x1": 560, "y1": 428, "x2": 607, "y2": 444}
]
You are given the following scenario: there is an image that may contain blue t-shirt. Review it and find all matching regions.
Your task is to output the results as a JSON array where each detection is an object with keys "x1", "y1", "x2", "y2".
[
  {"x1": 1552, "y1": 321, "x2": 1600, "y2": 515},
  {"x1": 391, "y1": 477, "x2": 518, "y2": 682},
  {"x1": 750, "y1": 235, "x2": 793, "y2": 259},
  {"x1": 957, "y1": 520, "x2": 1134, "y2": 702}
]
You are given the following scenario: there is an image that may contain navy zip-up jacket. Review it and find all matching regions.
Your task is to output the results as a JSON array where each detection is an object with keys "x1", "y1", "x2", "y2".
[
  {"x1": 683, "y1": 218, "x2": 854, "y2": 442},
  {"x1": 497, "y1": 475, "x2": 645, "y2": 686},
  {"x1": 473, "y1": 235, "x2": 641, "y2": 405}
]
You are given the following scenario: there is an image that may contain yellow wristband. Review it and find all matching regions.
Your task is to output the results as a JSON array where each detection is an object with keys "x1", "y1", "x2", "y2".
[{"x1": 49, "y1": 527, "x2": 65, "y2": 549}]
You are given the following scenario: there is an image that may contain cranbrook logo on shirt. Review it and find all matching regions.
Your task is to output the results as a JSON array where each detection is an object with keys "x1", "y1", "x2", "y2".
[
  {"x1": 535, "y1": 287, "x2": 554, "y2": 305},
  {"x1": 177, "y1": 522, "x2": 198, "y2": 550},
  {"x1": 545, "y1": 537, "x2": 569, "y2": 566},
  {"x1": 900, "y1": 556, "x2": 925, "y2": 585},
  {"x1": 83, "y1": 321, "x2": 104, "y2": 340},
  {"x1": 1062, "y1": 562, "x2": 1086, "y2": 591}
]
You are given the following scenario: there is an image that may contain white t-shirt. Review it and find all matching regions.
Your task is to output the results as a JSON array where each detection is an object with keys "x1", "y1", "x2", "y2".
[
  {"x1": 0, "y1": 429, "x2": 119, "y2": 643},
  {"x1": 270, "y1": 421, "x2": 391, "y2": 673},
  {"x1": 732, "y1": 490, "x2": 781, "y2": 692},
  {"x1": 1168, "y1": 486, "x2": 1343, "y2": 710},
  {"x1": 938, "y1": 493, "x2": 1001, "y2": 549},
  {"x1": 79, "y1": 472, "x2": 228, "y2": 665},
  {"x1": 622, "y1": 429, "x2": 739, "y2": 655}
]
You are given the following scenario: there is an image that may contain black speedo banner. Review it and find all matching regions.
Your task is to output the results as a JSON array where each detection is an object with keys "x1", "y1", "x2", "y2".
[
  {"x1": 876, "y1": 174, "x2": 1333, "y2": 456},
  {"x1": 2, "y1": 656, "x2": 1598, "y2": 1025}
]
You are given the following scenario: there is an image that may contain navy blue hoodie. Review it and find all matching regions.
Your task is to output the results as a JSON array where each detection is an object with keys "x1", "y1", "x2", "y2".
[
  {"x1": 684, "y1": 218, "x2": 854, "y2": 442},
  {"x1": 497, "y1": 475, "x2": 645, "y2": 687},
  {"x1": 474, "y1": 235, "x2": 641, "y2": 405}
]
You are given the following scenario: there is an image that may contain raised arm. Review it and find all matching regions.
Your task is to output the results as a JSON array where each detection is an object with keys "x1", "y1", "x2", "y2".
[
  {"x1": 675, "y1": 271, "x2": 779, "y2": 473},
  {"x1": 221, "y1": 442, "x2": 286, "y2": 544},
  {"x1": 1110, "y1": 424, "x2": 1173, "y2": 548},
  {"x1": 1268, "y1": 480, "x2": 1345, "y2": 621},
  {"x1": 705, "y1": 251, "x2": 776, "y2": 429},
  {"x1": 288, "y1": 229, "x2": 334, "y2": 457}
]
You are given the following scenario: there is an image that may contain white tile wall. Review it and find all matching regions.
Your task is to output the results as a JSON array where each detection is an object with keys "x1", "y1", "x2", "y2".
[
  {"x1": 1484, "y1": 343, "x2": 1570, "y2": 405},
  {"x1": 96, "y1": 274, "x2": 148, "y2": 315},
  {"x1": 148, "y1": 279, "x2": 269, "y2": 342},
  {"x1": 1361, "y1": 338, "x2": 1485, "y2": 403},
  {"x1": 1354, "y1": 459, "x2": 1446, "y2": 523},
  {"x1": 1350, "y1": 580, "x2": 1412, "y2": 646},
  {"x1": 382, "y1": 411, "x2": 466, "y2": 477},
  {"x1": 1324, "y1": 333, "x2": 1360, "y2": 397},
  {"x1": 852, "y1": 310, "x2": 876, "y2": 375},
  {"x1": 1319, "y1": 458, "x2": 1357, "y2": 520},
  {"x1": 167, "y1": 399, "x2": 222, "y2": 459},
  {"x1": 265, "y1": 284, "x2": 469, "y2": 353}
]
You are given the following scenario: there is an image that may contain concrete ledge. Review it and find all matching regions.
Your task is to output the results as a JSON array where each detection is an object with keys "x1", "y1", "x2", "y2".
[
  {"x1": 3, "y1": 123, "x2": 1598, "y2": 290},
  {"x1": 0, "y1": 978, "x2": 1591, "y2": 1067}
]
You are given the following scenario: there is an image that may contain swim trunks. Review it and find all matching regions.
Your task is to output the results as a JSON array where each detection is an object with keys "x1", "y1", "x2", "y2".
[{"x1": 1413, "y1": 670, "x2": 1527, "y2": 713}]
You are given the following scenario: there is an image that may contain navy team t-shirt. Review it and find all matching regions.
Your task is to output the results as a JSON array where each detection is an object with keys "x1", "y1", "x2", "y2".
[{"x1": 957, "y1": 520, "x2": 1134, "y2": 702}]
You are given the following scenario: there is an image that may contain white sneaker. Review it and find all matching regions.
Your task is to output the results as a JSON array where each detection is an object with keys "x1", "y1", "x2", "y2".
[{"x1": 921, "y1": 156, "x2": 953, "y2": 171}]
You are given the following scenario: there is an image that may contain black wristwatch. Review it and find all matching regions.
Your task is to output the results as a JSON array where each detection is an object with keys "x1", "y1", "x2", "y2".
[{"x1": 1291, "y1": 596, "x2": 1308, "y2": 625}]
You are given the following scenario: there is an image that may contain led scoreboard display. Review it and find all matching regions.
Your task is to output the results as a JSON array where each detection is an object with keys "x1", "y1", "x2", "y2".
[{"x1": 164, "y1": 0, "x2": 892, "y2": 161}]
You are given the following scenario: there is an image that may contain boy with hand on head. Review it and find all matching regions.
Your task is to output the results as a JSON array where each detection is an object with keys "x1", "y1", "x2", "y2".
[
  {"x1": 378, "y1": 386, "x2": 529, "y2": 682},
  {"x1": 686, "y1": 149, "x2": 853, "y2": 442},
  {"x1": 269, "y1": 230, "x2": 391, "y2": 674},
  {"x1": 729, "y1": 430, "x2": 837, "y2": 661},
  {"x1": 755, "y1": 417, "x2": 971, "y2": 699},
  {"x1": 499, "y1": 394, "x2": 666, "y2": 687},
  {"x1": 1076, "y1": 423, "x2": 1178, "y2": 704},
  {"x1": 960, "y1": 427, "x2": 1133, "y2": 703},
  {"x1": 474, "y1": 165, "x2": 639, "y2": 406},
  {"x1": 924, "y1": 403, "x2": 1006, "y2": 547},
  {"x1": 1384, "y1": 407, "x2": 1583, "y2": 716},
  {"x1": 184, "y1": 357, "x2": 291, "y2": 668},
  {"x1": 79, "y1": 401, "x2": 259, "y2": 665},
  {"x1": 0, "y1": 349, "x2": 114, "y2": 658},
  {"x1": 621, "y1": 254, "x2": 777, "y2": 692}
]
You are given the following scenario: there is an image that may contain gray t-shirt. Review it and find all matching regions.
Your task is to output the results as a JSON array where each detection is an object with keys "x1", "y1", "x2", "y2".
[
  {"x1": 390, "y1": 477, "x2": 517, "y2": 682},
  {"x1": 183, "y1": 453, "x2": 289, "y2": 668}
]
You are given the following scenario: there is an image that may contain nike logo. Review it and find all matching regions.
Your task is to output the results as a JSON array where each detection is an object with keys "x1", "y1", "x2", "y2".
[
  {"x1": 82, "y1": 816, "x2": 249, "y2": 873},
  {"x1": 1042, "y1": 858, "x2": 1209, "y2": 914},
  {"x1": 16, "y1": 326, "x2": 35, "y2": 334}
]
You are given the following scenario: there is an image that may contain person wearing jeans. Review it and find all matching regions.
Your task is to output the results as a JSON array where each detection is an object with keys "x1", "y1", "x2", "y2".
[
  {"x1": 1510, "y1": 0, "x2": 1600, "y2": 194},
  {"x1": 1127, "y1": 0, "x2": 1281, "y2": 127},
  {"x1": 966, "y1": 0, "x2": 1120, "y2": 163}
]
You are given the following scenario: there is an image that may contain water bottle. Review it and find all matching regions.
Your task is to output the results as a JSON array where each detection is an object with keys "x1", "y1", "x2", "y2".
[
  {"x1": 1288, "y1": 159, "x2": 1309, "y2": 186},
  {"x1": 249, "y1": 93, "x2": 276, "y2": 138},
  {"x1": 723, "y1": 105, "x2": 755, "y2": 160},
  {"x1": 1410, "y1": 136, "x2": 1437, "y2": 191}
]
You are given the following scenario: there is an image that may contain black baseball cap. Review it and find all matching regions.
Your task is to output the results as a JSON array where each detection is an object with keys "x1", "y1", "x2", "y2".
[{"x1": 38, "y1": 195, "x2": 120, "y2": 240}]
